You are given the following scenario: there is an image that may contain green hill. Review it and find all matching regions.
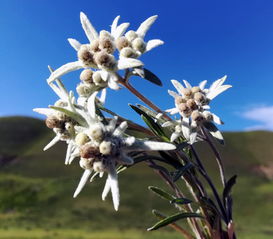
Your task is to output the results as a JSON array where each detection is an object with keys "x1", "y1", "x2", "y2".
[{"x1": 0, "y1": 116, "x2": 272, "y2": 239}]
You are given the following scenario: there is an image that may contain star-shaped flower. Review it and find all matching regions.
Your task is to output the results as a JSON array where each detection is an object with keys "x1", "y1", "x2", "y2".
[
  {"x1": 164, "y1": 76, "x2": 231, "y2": 144},
  {"x1": 47, "y1": 12, "x2": 144, "y2": 90},
  {"x1": 73, "y1": 116, "x2": 176, "y2": 211}
]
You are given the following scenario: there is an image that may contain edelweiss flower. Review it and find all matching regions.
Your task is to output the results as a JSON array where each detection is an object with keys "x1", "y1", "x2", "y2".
[
  {"x1": 164, "y1": 76, "x2": 231, "y2": 144},
  {"x1": 73, "y1": 116, "x2": 176, "y2": 211},
  {"x1": 116, "y1": 15, "x2": 164, "y2": 59},
  {"x1": 47, "y1": 12, "x2": 144, "y2": 89},
  {"x1": 34, "y1": 87, "x2": 102, "y2": 165}
]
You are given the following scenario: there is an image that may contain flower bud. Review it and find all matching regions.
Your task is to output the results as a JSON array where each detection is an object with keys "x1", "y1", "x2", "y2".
[
  {"x1": 45, "y1": 116, "x2": 64, "y2": 129},
  {"x1": 175, "y1": 96, "x2": 186, "y2": 105},
  {"x1": 120, "y1": 47, "x2": 137, "y2": 58},
  {"x1": 76, "y1": 83, "x2": 92, "y2": 97},
  {"x1": 78, "y1": 45, "x2": 95, "y2": 67},
  {"x1": 191, "y1": 86, "x2": 200, "y2": 94},
  {"x1": 181, "y1": 88, "x2": 192, "y2": 98},
  {"x1": 80, "y1": 69, "x2": 93, "y2": 84},
  {"x1": 99, "y1": 37, "x2": 115, "y2": 54},
  {"x1": 93, "y1": 161, "x2": 106, "y2": 172},
  {"x1": 89, "y1": 124, "x2": 104, "y2": 141},
  {"x1": 194, "y1": 92, "x2": 206, "y2": 104},
  {"x1": 186, "y1": 99, "x2": 198, "y2": 110},
  {"x1": 56, "y1": 112, "x2": 67, "y2": 121},
  {"x1": 90, "y1": 39, "x2": 100, "y2": 52},
  {"x1": 132, "y1": 37, "x2": 146, "y2": 53},
  {"x1": 79, "y1": 157, "x2": 93, "y2": 170},
  {"x1": 75, "y1": 132, "x2": 89, "y2": 146},
  {"x1": 99, "y1": 141, "x2": 112, "y2": 155},
  {"x1": 80, "y1": 144, "x2": 99, "y2": 159},
  {"x1": 125, "y1": 30, "x2": 138, "y2": 42},
  {"x1": 116, "y1": 36, "x2": 131, "y2": 50},
  {"x1": 203, "y1": 111, "x2": 213, "y2": 121},
  {"x1": 54, "y1": 100, "x2": 68, "y2": 107},
  {"x1": 92, "y1": 71, "x2": 106, "y2": 86},
  {"x1": 94, "y1": 51, "x2": 116, "y2": 70},
  {"x1": 191, "y1": 111, "x2": 205, "y2": 123},
  {"x1": 99, "y1": 30, "x2": 112, "y2": 39},
  {"x1": 178, "y1": 103, "x2": 191, "y2": 116}
]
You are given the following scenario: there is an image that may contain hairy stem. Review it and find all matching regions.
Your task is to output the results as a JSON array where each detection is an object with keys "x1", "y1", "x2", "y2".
[
  {"x1": 190, "y1": 145, "x2": 228, "y2": 224},
  {"x1": 148, "y1": 160, "x2": 206, "y2": 239},
  {"x1": 117, "y1": 74, "x2": 171, "y2": 121},
  {"x1": 201, "y1": 127, "x2": 226, "y2": 187}
]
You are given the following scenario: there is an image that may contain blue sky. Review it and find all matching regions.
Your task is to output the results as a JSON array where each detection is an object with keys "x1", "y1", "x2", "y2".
[{"x1": 0, "y1": 0, "x2": 273, "y2": 131}]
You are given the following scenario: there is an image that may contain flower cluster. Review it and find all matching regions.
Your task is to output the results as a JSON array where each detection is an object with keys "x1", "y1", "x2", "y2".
[
  {"x1": 164, "y1": 76, "x2": 231, "y2": 144},
  {"x1": 34, "y1": 12, "x2": 173, "y2": 209},
  {"x1": 47, "y1": 12, "x2": 163, "y2": 102}
]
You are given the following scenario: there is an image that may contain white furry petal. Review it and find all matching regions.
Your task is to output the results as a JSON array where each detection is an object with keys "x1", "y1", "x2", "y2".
[
  {"x1": 146, "y1": 39, "x2": 164, "y2": 52},
  {"x1": 199, "y1": 80, "x2": 207, "y2": 90},
  {"x1": 117, "y1": 58, "x2": 143, "y2": 70},
  {"x1": 111, "y1": 16, "x2": 120, "y2": 35},
  {"x1": 130, "y1": 140, "x2": 176, "y2": 151},
  {"x1": 108, "y1": 164, "x2": 120, "y2": 211},
  {"x1": 47, "y1": 61, "x2": 83, "y2": 84},
  {"x1": 99, "y1": 88, "x2": 107, "y2": 104},
  {"x1": 181, "y1": 117, "x2": 190, "y2": 140},
  {"x1": 207, "y1": 85, "x2": 232, "y2": 100},
  {"x1": 113, "y1": 23, "x2": 130, "y2": 39},
  {"x1": 67, "y1": 38, "x2": 81, "y2": 51},
  {"x1": 73, "y1": 169, "x2": 92, "y2": 198},
  {"x1": 209, "y1": 75, "x2": 227, "y2": 91},
  {"x1": 80, "y1": 12, "x2": 98, "y2": 42},
  {"x1": 33, "y1": 108, "x2": 54, "y2": 116},
  {"x1": 43, "y1": 135, "x2": 60, "y2": 151},
  {"x1": 170, "y1": 132, "x2": 180, "y2": 142},
  {"x1": 102, "y1": 177, "x2": 111, "y2": 201},
  {"x1": 87, "y1": 91, "x2": 98, "y2": 118},
  {"x1": 171, "y1": 80, "x2": 184, "y2": 95},
  {"x1": 183, "y1": 80, "x2": 192, "y2": 89},
  {"x1": 136, "y1": 15, "x2": 158, "y2": 38},
  {"x1": 108, "y1": 75, "x2": 120, "y2": 90},
  {"x1": 65, "y1": 141, "x2": 73, "y2": 165}
]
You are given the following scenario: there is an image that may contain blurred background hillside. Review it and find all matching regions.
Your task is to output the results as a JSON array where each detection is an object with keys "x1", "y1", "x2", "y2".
[{"x1": 0, "y1": 116, "x2": 272, "y2": 239}]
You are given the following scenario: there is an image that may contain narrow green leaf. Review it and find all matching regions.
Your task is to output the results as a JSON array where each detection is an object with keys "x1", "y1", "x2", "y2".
[
  {"x1": 223, "y1": 175, "x2": 237, "y2": 200},
  {"x1": 129, "y1": 104, "x2": 145, "y2": 116},
  {"x1": 172, "y1": 163, "x2": 194, "y2": 182},
  {"x1": 149, "y1": 164, "x2": 170, "y2": 177},
  {"x1": 141, "y1": 115, "x2": 169, "y2": 141},
  {"x1": 147, "y1": 212, "x2": 203, "y2": 231},
  {"x1": 148, "y1": 186, "x2": 175, "y2": 201},
  {"x1": 199, "y1": 196, "x2": 220, "y2": 214},
  {"x1": 143, "y1": 68, "x2": 162, "y2": 86},
  {"x1": 158, "y1": 151, "x2": 183, "y2": 168},
  {"x1": 50, "y1": 106, "x2": 87, "y2": 126},
  {"x1": 152, "y1": 209, "x2": 166, "y2": 219},
  {"x1": 170, "y1": 198, "x2": 192, "y2": 205},
  {"x1": 136, "y1": 104, "x2": 166, "y2": 124},
  {"x1": 129, "y1": 104, "x2": 168, "y2": 140},
  {"x1": 203, "y1": 122, "x2": 224, "y2": 145}
]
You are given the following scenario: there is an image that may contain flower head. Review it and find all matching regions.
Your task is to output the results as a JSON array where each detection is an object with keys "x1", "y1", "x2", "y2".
[
  {"x1": 47, "y1": 12, "x2": 145, "y2": 90},
  {"x1": 73, "y1": 117, "x2": 176, "y2": 211},
  {"x1": 165, "y1": 76, "x2": 231, "y2": 144}
]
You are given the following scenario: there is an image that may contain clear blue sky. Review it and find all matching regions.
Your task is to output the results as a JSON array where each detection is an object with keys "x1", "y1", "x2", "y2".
[{"x1": 1, "y1": 0, "x2": 273, "y2": 131}]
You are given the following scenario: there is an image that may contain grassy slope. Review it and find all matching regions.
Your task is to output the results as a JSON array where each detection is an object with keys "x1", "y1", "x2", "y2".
[{"x1": 0, "y1": 116, "x2": 272, "y2": 239}]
